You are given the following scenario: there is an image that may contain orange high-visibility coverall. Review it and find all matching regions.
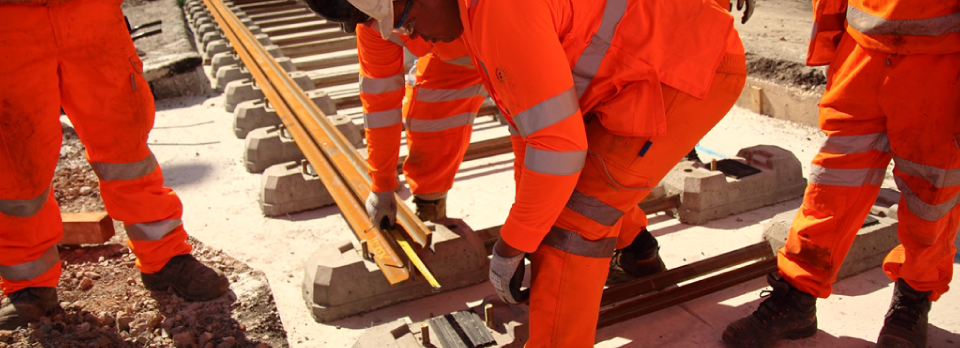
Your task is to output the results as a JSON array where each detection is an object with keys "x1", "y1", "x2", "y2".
[
  {"x1": 356, "y1": 24, "x2": 486, "y2": 196},
  {"x1": 0, "y1": 0, "x2": 192, "y2": 295},
  {"x1": 778, "y1": 0, "x2": 960, "y2": 301},
  {"x1": 459, "y1": 0, "x2": 747, "y2": 345}
]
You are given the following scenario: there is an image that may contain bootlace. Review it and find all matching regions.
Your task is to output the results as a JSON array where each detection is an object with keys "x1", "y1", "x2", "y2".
[
  {"x1": 752, "y1": 289, "x2": 785, "y2": 324},
  {"x1": 886, "y1": 297, "x2": 924, "y2": 331}
]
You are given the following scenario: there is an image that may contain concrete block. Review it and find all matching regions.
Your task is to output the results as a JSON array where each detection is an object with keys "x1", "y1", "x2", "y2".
[
  {"x1": 196, "y1": 23, "x2": 219, "y2": 41},
  {"x1": 194, "y1": 16, "x2": 212, "y2": 29},
  {"x1": 328, "y1": 112, "x2": 364, "y2": 148},
  {"x1": 214, "y1": 57, "x2": 296, "y2": 91},
  {"x1": 201, "y1": 31, "x2": 224, "y2": 49},
  {"x1": 233, "y1": 89, "x2": 338, "y2": 138},
  {"x1": 260, "y1": 160, "x2": 333, "y2": 216},
  {"x1": 662, "y1": 145, "x2": 807, "y2": 225},
  {"x1": 61, "y1": 212, "x2": 116, "y2": 245},
  {"x1": 245, "y1": 125, "x2": 304, "y2": 173},
  {"x1": 211, "y1": 52, "x2": 239, "y2": 72},
  {"x1": 763, "y1": 189, "x2": 901, "y2": 280},
  {"x1": 223, "y1": 71, "x2": 313, "y2": 112},
  {"x1": 303, "y1": 218, "x2": 490, "y2": 322}
]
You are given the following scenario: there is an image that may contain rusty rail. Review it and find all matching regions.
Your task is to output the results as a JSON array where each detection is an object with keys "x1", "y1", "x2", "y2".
[{"x1": 202, "y1": 0, "x2": 438, "y2": 288}]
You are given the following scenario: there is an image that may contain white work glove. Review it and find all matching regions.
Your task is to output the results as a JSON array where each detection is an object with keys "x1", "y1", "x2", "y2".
[
  {"x1": 365, "y1": 191, "x2": 397, "y2": 230},
  {"x1": 489, "y1": 242, "x2": 529, "y2": 304},
  {"x1": 736, "y1": 0, "x2": 755, "y2": 24}
]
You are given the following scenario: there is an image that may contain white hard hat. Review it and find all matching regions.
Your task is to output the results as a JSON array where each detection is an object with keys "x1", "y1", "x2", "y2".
[{"x1": 346, "y1": 0, "x2": 394, "y2": 39}]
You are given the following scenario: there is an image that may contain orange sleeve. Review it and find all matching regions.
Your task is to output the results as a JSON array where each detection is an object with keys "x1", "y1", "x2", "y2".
[
  {"x1": 356, "y1": 25, "x2": 405, "y2": 193},
  {"x1": 471, "y1": 0, "x2": 588, "y2": 253}
]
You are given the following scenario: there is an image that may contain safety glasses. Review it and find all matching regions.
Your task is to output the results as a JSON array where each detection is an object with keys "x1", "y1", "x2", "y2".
[{"x1": 392, "y1": 0, "x2": 415, "y2": 36}]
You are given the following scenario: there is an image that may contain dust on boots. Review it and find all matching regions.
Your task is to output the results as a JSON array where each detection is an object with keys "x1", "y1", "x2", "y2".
[
  {"x1": 141, "y1": 254, "x2": 230, "y2": 301},
  {"x1": 0, "y1": 287, "x2": 61, "y2": 330},
  {"x1": 722, "y1": 273, "x2": 817, "y2": 348}
]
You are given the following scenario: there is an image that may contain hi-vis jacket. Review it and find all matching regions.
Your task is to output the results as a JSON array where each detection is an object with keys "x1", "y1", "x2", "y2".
[
  {"x1": 457, "y1": 0, "x2": 743, "y2": 252},
  {"x1": 807, "y1": 0, "x2": 960, "y2": 65}
]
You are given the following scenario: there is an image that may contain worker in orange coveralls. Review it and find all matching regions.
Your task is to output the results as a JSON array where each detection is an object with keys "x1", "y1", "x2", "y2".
[
  {"x1": 303, "y1": 0, "x2": 489, "y2": 228},
  {"x1": 329, "y1": 0, "x2": 747, "y2": 345},
  {"x1": 0, "y1": 0, "x2": 229, "y2": 329},
  {"x1": 722, "y1": 1, "x2": 960, "y2": 348}
]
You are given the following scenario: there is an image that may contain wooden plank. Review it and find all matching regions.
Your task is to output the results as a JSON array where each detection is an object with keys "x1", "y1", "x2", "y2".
[{"x1": 61, "y1": 212, "x2": 115, "y2": 245}]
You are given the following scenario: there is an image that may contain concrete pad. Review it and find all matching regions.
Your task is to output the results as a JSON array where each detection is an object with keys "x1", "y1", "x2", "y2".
[
  {"x1": 223, "y1": 71, "x2": 313, "y2": 112},
  {"x1": 352, "y1": 319, "x2": 421, "y2": 348},
  {"x1": 303, "y1": 219, "x2": 489, "y2": 323},
  {"x1": 662, "y1": 145, "x2": 806, "y2": 225},
  {"x1": 328, "y1": 112, "x2": 364, "y2": 149},
  {"x1": 244, "y1": 125, "x2": 304, "y2": 173},
  {"x1": 214, "y1": 57, "x2": 296, "y2": 90},
  {"x1": 260, "y1": 160, "x2": 333, "y2": 217},
  {"x1": 196, "y1": 23, "x2": 219, "y2": 42},
  {"x1": 211, "y1": 52, "x2": 240, "y2": 72},
  {"x1": 200, "y1": 31, "x2": 224, "y2": 49},
  {"x1": 763, "y1": 190, "x2": 901, "y2": 281},
  {"x1": 233, "y1": 89, "x2": 338, "y2": 138}
]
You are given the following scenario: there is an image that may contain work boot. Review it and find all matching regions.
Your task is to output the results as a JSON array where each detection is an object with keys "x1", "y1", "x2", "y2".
[
  {"x1": 606, "y1": 229, "x2": 667, "y2": 285},
  {"x1": 0, "y1": 287, "x2": 60, "y2": 330},
  {"x1": 141, "y1": 254, "x2": 230, "y2": 301},
  {"x1": 413, "y1": 195, "x2": 447, "y2": 222},
  {"x1": 722, "y1": 273, "x2": 818, "y2": 348},
  {"x1": 876, "y1": 279, "x2": 931, "y2": 348}
]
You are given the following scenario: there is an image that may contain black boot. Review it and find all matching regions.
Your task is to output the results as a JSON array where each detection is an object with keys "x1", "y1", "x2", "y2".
[
  {"x1": 722, "y1": 273, "x2": 818, "y2": 348},
  {"x1": 413, "y1": 196, "x2": 447, "y2": 222},
  {"x1": 141, "y1": 254, "x2": 230, "y2": 301},
  {"x1": 876, "y1": 279, "x2": 931, "y2": 348},
  {"x1": 0, "y1": 287, "x2": 61, "y2": 330},
  {"x1": 606, "y1": 229, "x2": 667, "y2": 285}
]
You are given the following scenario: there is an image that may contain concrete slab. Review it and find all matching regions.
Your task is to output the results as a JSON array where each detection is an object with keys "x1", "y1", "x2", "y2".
[
  {"x1": 211, "y1": 52, "x2": 240, "y2": 72},
  {"x1": 233, "y1": 89, "x2": 338, "y2": 138},
  {"x1": 223, "y1": 71, "x2": 313, "y2": 112},
  {"x1": 303, "y1": 219, "x2": 489, "y2": 323},
  {"x1": 763, "y1": 189, "x2": 902, "y2": 281},
  {"x1": 244, "y1": 125, "x2": 304, "y2": 173},
  {"x1": 662, "y1": 145, "x2": 807, "y2": 225},
  {"x1": 260, "y1": 160, "x2": 333, "y2": 217},
  {"x1": 214, "y1": 57, "x2": 295, "y2": 90}
]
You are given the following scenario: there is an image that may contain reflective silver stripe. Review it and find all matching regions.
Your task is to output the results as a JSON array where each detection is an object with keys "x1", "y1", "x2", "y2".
[
  {"x1": 894, "y1": 176, "x2": 959, "y2": 222},
  {"x1": 0, "y1": 186, "x2": 49, "y2": 218},
  {"x1": 847, "y1": 6, "x2": 960, "y2": 38},
  {"x1": 416, "y1": 84, "x2": 485, "y2": 103},
  {"x1": 125, "y1": 219, "x2": 183, "y2": 241},
  {"x1": 407, "y1": 112, "x2": 476, "y2": 132},
  {"x1": 513, "y1": 87, "x2": 579, "y2": 138},
  {"x1": 91, "y1": 153, "x2": 158, "y2": 181},
  {"x1": 541, "y1": 227, "x2": 617, "y2": 258},
  {"x1": 524, "y1": 146, "x2": 586, "y2": 175},
  {"x1": 508, "y1": 124, "x2": 519, "y2": 136},
  {"x1": 894, "y1": 155, "x2": 960, "y2": 188},
  {"x1": 360, "y1": 74, "x2": 404, "y2": 95},
  {"x1": 820, "y1": 133, "x2": 889, "y2": 154},
  {"x1": 363, "y1": 108, "x2": 402, "y2": 129},
  {"x1": 571, "y1": 0, "x2": 627, "y2": 98},
  {"x1": 565, "y1": 190, "x2": 623, "y2": 226},
  {"x1": 0, "y1": 246, "x2": 59, "y2": 282},
  {"x1": 444, "y1": 56, "x2": 474, "y2": 67},
  {"x1": 809, "y1": 164, "x2": 886, "y2": 187}
]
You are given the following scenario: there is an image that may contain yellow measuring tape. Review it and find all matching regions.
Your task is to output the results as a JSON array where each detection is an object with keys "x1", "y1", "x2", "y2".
[{"x1": 390, "y1": 229, "x2": 441, "y2": 291}]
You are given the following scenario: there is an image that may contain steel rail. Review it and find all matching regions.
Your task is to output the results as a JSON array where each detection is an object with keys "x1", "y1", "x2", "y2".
[{"x1": 203, "y1": 0, "x2": 441, "y2": 287}]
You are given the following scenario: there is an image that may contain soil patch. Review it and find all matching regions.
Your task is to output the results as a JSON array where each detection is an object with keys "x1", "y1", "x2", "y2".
[
  {"x1": 0, "y1": 122, "x2": 288, "y2": 347},
  {"x1": 746, "y1": 53, "x2": 827, "y2": 91}
]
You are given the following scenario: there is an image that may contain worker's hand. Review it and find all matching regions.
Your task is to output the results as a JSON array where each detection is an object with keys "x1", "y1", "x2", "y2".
[
  {"x1": 489, "y1": 239, "x2": 529, "y2": 304},
  {"x1": 736, "y1": 0, "x2": 755, "y2": 24},
  {"x1": 365, "y1": 191, "x2": 397, "y2": 230}
]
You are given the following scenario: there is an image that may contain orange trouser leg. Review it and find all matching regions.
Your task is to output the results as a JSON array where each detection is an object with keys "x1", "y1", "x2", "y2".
[
  {"x1": 778, "y1": 35, "x2": 960, "y2": 300},
  {"x1": 526, "y1": 54, "x2": 746, "y2": 346},
  {"x1": 402, "y1": 54, "x2": 485, "y2": 196},
  {"x1": 0, "y1": 4, "x2": 68, "y2": 295},
  {"x1": 57, "y1": 0, "x2": 190, "y2": 273}
]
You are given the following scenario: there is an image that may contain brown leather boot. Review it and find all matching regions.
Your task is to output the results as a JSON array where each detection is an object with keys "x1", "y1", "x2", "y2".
[
  {"x1": 0, "y1": 287, "x2": 61, "y2": 330},
  {"x1": 606, "y1": 229, "x2": 667, "y2": 285},
  {"x1": 722, "y1": 273, "x2": 818, "y2": 348},
  {"x1": 876, "y1": 279, "x2": 931, "y2": 348},
  {"x1": 141, "y1": 254, "x2": 230, "y2": 301},
  {"x1": 413, "y1": 195, "x2": 447, "y2": 222}
]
